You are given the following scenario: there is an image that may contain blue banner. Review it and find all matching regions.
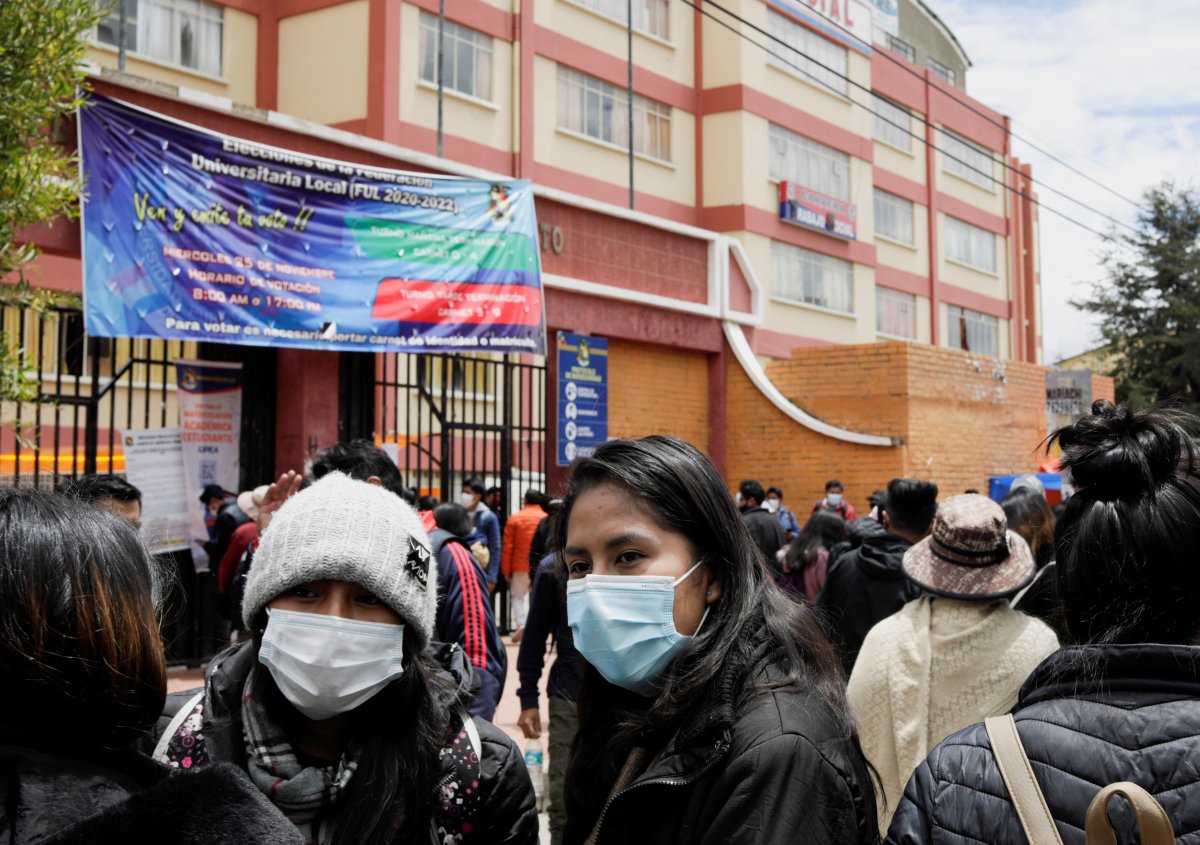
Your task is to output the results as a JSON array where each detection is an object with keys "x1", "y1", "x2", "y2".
[
  {"x1": 557, "y1": 331, "x2": 608, "y2": 466},
  {"x1": 78, "y1": 94, "x2": 546, "y2": 355}
]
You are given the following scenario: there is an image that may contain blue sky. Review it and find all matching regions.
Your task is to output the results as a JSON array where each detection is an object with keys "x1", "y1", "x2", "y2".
[{"x1": 929, "y1": 0, "x2": 1200, "y2": 362}]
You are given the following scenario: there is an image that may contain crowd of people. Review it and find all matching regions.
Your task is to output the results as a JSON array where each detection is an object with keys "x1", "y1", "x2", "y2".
[{"x1": 2, "y1": 399, "x2": 1199, "y2": 843}]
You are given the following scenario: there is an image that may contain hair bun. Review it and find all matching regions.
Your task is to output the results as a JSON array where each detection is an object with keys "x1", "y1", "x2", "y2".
[{"x1": 1052, "y1": 400, "x2": 1195, "y2": 500}]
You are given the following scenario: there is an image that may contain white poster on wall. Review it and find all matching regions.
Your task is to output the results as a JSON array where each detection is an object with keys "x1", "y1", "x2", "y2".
[
  {"x1": 868, "y1": 0, "x2": 899, "y2": 37},
  {"x1": 175, "y1": 359, "x2": 243, "y2": 571},
  {"x1": 120, "y1": 427, "x2": 190, "y2": 554}
]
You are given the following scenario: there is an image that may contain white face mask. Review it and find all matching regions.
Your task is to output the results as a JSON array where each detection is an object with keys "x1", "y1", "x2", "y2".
[
  {"x1": 460, "y1": 492, "x2": 477, "y2": 509},
  {"x1": 259, "y1": 608, "x2": 406, "y2": 721},
  {"x1": 826, "y1": 493, "x2": 843, "y2": 507},
  {"x1": 764, "y1": 498, "x2": 780, "y2": 514}
]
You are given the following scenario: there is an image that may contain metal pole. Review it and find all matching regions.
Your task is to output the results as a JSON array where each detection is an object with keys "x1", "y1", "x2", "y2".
[
  {"x1": 117, "y1": 0, "x2": 128, "y2": 71},
  {"x1": 627, "y1": 0, "x2": 634, "y2": 209},
  {"x1": 437, "y1": 0, "x2": 445, "y2": 158}
]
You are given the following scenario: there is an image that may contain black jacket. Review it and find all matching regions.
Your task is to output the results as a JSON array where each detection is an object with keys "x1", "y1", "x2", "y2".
[
  {"x1": 144, "y1": 639, "x2": 538, "y2": 844},
  {"x1": 816, "y1": 531, "x2": 920, "y2": 675},
  {"x1": 0, "y1": 738, "x2": 300, "y2": 844},
  {"x1": 568, "y1": 649, "x2": 879, "y2": 845},
  {"x1": 739, "y1": 505, "x2": 785, "y2": 575},
  {"x1": 516, "y1": 557, "x2": 581, "y2": 709},
  {"x1": 886, "y1": 644, "x2": 1200, "y2": 845}
]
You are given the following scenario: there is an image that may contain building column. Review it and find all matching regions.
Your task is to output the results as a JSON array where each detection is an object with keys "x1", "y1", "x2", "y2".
[{"x1": 275, "y1": 348, "x2": 341, "y2": 475}]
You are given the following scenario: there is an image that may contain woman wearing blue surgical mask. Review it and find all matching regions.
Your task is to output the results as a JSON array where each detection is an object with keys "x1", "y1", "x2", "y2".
[
  {"x1": 558, "y1": 436, "x2": 878, "y2": 845},
  {"x1": 145, "y1": 472, "x2": 538, "y2": 845}
]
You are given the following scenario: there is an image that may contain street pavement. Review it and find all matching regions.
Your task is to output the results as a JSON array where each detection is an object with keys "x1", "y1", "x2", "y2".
[{"x1": 167, "y1": 637, "x2": 553, "y2": 842}]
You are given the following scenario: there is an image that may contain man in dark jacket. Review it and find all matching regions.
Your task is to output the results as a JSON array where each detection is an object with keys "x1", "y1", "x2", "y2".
[
  {"x1": 430, "y1": 503, "x2": 508, "y2": 721},
  {"x1": 738, "y1": 479, "x2": 785, "y2": 574},
  {"x1": 816, "y1": 477, "x2": 937, "y2": 675}
]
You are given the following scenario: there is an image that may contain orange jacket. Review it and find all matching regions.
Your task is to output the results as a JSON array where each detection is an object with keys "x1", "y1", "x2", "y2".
[{"x1": 500, "y1": 503, "x2": 546, "y2": 579}]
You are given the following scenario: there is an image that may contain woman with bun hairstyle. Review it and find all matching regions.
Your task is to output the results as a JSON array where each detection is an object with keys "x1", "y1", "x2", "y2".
[
  {"x1": 887, "y1": 400, "x2": 1200, "y2": 844},
  {"x1": 147, "y1": 472, "x2": 538, "y2": 845},
  {"x1": 0, "y1": 489, "x2": 300, "y2": 843},
  {"x1": 559, "y1": 436, "x2": 878, "y2": 845}
]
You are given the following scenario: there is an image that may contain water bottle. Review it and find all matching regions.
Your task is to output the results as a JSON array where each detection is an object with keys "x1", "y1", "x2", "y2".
[{"x1": 524, "y1": 738, "x2": 545, "y2": 811}]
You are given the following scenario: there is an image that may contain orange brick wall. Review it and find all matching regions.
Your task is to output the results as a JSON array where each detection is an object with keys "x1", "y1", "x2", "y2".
[
  {"x1": 726, "y1": 341, "x2": 1053, "y2": 517},
  {"x1": 607, "y1": 339, "x2": 710, "y2": 448}
]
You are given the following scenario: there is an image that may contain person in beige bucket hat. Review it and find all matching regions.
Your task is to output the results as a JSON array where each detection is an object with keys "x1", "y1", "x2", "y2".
[{"x1": 846, "y1": 494, "x2": 1059, "y2": 830}]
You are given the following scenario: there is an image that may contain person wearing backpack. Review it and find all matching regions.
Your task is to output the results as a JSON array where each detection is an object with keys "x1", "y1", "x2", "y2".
[
  {"x1": 145, "y1": 473, "x2": 538, "y2": 845},
  {"x1": 430, "y1": 502, "x2": 508, "y2": 720},
  {"x1": 886, "y1": 401, "x2": 1200, "y2": 845}
]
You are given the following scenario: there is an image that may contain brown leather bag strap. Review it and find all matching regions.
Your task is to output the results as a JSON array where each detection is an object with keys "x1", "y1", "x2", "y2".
[
  {"x1": 985, "y1": 715, "x2": 1065, "y2": 845},
  {"x1": 1085, "y1": 782, "x2": 1175, "y2": 845}
]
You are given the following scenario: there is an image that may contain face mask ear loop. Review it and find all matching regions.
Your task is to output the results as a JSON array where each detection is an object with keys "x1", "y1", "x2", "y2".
[
  {"x1": 690, "y1": 605, "x2": 711, "y2": 638},
  {"x1": 673, "y1": 557, "x2": 707, "y2": 586}
]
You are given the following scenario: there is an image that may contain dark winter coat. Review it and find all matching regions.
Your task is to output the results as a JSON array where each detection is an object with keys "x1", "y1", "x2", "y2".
[
  {"x1": 566, "y1": 647, "x2": 879, "y2": 845},
  {"x1": 739, "y1": 505, "x2": 786, "y2": 575},
  {"x1": 143, "y1": 639, "x2": 538, "y2": 844},
  {"x1": 0, "y1": 737, "x2": 300, "y2": 844},
  {"x1": 815, "y1": 531, "x2": 920, "y2": 675},
  {"x1": 430, "y1": 527, "x2": 508, "y2": 720},
  {"x1": 886, "y1": 644, "x2": 1200, "y2": 845}
]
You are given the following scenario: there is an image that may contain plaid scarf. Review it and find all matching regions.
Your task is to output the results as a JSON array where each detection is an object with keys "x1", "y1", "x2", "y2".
[{"x1": 242, "y1": 668, "x2": 361, "y2": 843}]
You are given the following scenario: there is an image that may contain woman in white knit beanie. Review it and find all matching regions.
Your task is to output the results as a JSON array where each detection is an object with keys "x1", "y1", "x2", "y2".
[
  {"x1": 847, "y1": 493, "x2": 1058, "y2": 831},
  {"x1": 146, "y1": 472, "x2": 538, "y2": 845}
]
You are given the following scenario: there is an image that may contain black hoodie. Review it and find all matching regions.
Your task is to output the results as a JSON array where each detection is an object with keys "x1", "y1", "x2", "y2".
[{"x1": 815, "y1": 531, "x2": 921, "y2": 676}]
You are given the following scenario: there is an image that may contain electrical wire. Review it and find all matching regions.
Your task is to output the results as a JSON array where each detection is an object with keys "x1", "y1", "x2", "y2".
[
  {"x1": 743, "y1": 0, "x2": 1148, "y2": 212},
  {"x1": 682, "y1": 0, "x2": 1129, "y2": 241}
]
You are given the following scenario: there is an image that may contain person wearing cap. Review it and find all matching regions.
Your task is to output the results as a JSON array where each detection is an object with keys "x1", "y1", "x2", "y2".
[
  {"x1": 847, "y1": 494, "x2": 1058, "y2": 829},
  {"x1": 146, "y1": 473, "x2": 538, "y2": 844}
]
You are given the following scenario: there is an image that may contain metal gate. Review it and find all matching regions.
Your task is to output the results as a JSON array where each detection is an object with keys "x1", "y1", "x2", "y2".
[{"x1": 374, "y1": 351, "x2": 547, "y2": 513}]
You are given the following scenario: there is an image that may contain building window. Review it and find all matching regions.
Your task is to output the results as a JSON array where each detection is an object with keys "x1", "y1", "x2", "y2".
[
  {"x1": 556, "y1": 66, "x2": 672, "y2": 161},
  {"x1": 766, "y1": 10, "x2": 848, "y2": 97},
  {"x1": 570, "y1": 0, "x2": 669, "y2": 39},
  {"x1": 419, "y1": 12, "x2": 494, "y2": 101},
  {"x1": 887, "y1": 34, "x2": 915, "y2": 62},
  {"x1": 876, "y1": 287, "x2": 916, "y2": 338},
  {"x1": 872, "y1": 95, "x2": 911, "y2": 152},
  {"x1": 96, "y1": 0, "x2": 224, "y2": 76},
  {"x1": 874, "y1": 189, "x2": 914, "y2": 245},
  {"x1": 768, "y1": 124, "x2": 849, "y2": 201},
  {"x1": 947, "y1": 305, "x2": 999, "y2": 356},
  {"x1": 945, "y1": 216, "x2": 997, "y2": 273},
  {"x1": 771, "y1": 241, "x2": 854, "y2": 313},
  {"x1": 942, "y1": 130, "x2": 994, "y2": 190},
  {"x1": 928, "y1": 57, "x2": 957, "y2": 86}
]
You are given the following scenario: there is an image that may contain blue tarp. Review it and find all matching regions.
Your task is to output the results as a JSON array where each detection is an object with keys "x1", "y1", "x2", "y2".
[{"x1": 988, "y1": 473, "x2": 1063, "y2": 503}]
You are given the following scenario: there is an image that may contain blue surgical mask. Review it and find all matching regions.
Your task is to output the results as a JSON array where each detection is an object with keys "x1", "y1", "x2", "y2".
[
  {"x1": 567, "y1": 559, "x2": 710, "y2": 697},
  {"x1": 826, "y1": 493, "x2": 843, "y2": 507}
]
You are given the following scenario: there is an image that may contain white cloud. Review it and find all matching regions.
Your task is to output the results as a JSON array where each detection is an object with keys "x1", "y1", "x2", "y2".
[{"x1": 928, "y1": 0, "x2": 1200, "y2": 362}]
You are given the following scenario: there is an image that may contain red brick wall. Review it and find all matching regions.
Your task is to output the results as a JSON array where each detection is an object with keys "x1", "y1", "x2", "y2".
[
  {"x1": 725, "y1": 341, "x2": 1052, "y2": 516},
  {"x1": 607, "y1": 340, "x2": 710, "y2": 449},
  {"x1": 1091, "y1": 374, "x2": 1116, "y2": 404}
]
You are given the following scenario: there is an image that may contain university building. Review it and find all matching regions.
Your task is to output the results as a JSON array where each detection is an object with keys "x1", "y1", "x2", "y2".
[{"x1": 7, "y1": 0, "x2": 1073, "y2": 516}]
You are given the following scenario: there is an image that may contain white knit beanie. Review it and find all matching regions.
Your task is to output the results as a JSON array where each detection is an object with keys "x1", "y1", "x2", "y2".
[{"x1": 241, "y1": 472, "x2": 437, "y2": 644}]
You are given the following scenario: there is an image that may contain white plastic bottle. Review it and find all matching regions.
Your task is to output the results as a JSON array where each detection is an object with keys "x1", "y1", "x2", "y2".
[{"x1": 524, "y1": 738, "x2": 545, "y2": 811}]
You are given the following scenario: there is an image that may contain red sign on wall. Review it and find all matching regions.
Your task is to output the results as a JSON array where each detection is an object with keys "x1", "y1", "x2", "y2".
[{"x1": 778, "y1": 181, "x2": 857, "y2": 240}]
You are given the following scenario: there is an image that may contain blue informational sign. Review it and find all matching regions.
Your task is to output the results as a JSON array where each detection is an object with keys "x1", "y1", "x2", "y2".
[
  {"x1": 557, "y1": 331, "x2": 608, "y2": 466},
  {"x1": 78, "y1": 94, "x2": 545, "y2": 355}
]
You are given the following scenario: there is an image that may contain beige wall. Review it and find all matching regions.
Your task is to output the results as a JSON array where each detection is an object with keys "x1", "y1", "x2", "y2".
[
  {"x1": 278, "y1": 1, "x2": 369, "y2": 125},
  {"x1": 701, "y1": 112, "x2": 748, "y2": 206},
  {"x1": 86, "y1": 8, "x2": 258, "y2": 106}
]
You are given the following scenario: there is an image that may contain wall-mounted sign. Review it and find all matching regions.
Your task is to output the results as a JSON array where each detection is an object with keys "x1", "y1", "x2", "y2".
[
  {"x1": 556, "y1": 331, "x2": 608, "y2": 466},
  {"x1": 779, "y1": 181, "x2": 858, "y2": 240},
  {"x1": 79, "y1": 94, "x2": 546, "y2": 355},
  {"x1": 868, "y1": 0, "x2": 899, "y2": 37},
  {"x1": 767, "y1": 0, "x2": 873, "y2": 54}
]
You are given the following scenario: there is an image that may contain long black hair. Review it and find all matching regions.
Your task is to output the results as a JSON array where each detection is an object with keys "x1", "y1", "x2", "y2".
[
  {"x1": 785, "y1": 509, "x2": 848, "y2": 574},
  {"x1": 1049, "y1": 400, "x2": 1200, "y2": 644},
  {"x1": 556, "y1": 436, "x2": 866, "y2": 836}
]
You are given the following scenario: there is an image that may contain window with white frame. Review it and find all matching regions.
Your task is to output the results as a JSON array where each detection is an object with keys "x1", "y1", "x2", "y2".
[
  {"x1": 928, "y1": 57, "x2": 957, "y2": 86},
  {"x1": 771, "y1": 241, "x2": 854, "y2": 313},
  {"x1": 570, "y1": 0, "x2": 670, "y2": 39},
  {"x1": 768, "y1": 124, "x2": 849, "y2": 201},
  {"x1": 876, "y1": 286, "x2": 916, "y2": 338},
  {"x1": 766, "y1": 10, "x2": 848, "y2": 97},
  {"x1": 96, "y1": 0, "x2": 223, "y2": 76},
  {"x1": 556, "y1": 66, "x2": 671, "y2": 161},
  {"x1": 419, "y1": 12, "x2": 494, "y2": 101},
  {"x1": 946, "y1": 305, "x2": 998, "y2": 356},
  {"x1": 944, "y1": 216, "x2": 997, "y2": 273},
  {"x1": 887, "y1": 34, "x2": 915, "y2": 62},
  {"x1": 874, "y1": 189, "x2": 914, "y2": 245},
  {"x1": 872, "y1": 95, "x2": 911, "y2": 151},
  {"x1": 942, "y1": 130, "x2": 994, "y2": 189}
]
